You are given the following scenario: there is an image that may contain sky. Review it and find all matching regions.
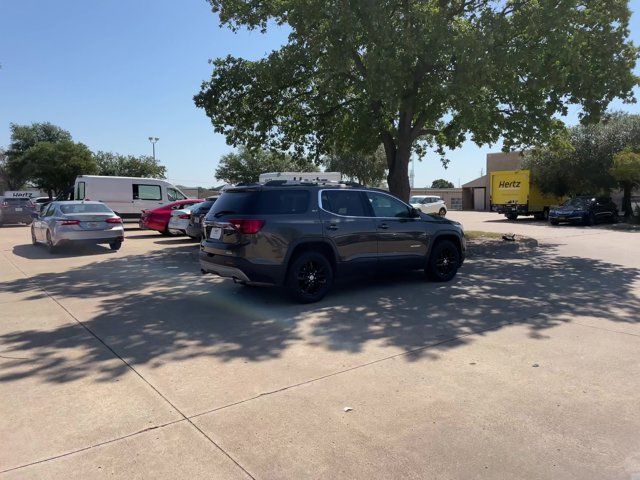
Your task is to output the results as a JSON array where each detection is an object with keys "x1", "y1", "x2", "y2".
[{"x1": 1, "y1": 0, "x2": 640, "y2": 189}]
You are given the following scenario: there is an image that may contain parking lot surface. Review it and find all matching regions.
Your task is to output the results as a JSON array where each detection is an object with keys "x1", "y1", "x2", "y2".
[{"x1": 1, "y1": 212, "x2": 639, "y2": 479}]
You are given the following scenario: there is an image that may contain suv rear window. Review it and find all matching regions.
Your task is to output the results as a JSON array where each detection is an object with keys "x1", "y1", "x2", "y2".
[{"x1": 207, "y1": 190, "x2": 309, "y2": 218}]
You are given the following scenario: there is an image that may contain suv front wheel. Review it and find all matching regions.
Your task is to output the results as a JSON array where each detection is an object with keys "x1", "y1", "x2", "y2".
[
  {"x1": 286, "y1": 251, "x2": 334, "y2": 303},
  {"x1": 426, "y1": 240, "x2": 460, "y2": 282}
]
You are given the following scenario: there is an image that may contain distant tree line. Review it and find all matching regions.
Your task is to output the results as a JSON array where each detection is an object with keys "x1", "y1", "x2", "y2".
[
  {"x1": 0, "y1": 122, "x2": 167, "y2": 198},
  {"x1": 524, "y1": 113, "x2": 640, "y2": 217}
]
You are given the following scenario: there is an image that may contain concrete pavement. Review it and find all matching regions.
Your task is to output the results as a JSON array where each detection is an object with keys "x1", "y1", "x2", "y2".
[{"x1": 1, "y1": 214, "x2": 639, "y2": 479}]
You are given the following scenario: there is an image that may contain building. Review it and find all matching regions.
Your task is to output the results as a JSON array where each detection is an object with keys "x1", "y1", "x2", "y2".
[{"x1": 462, "y1": 151, "x2": 524, "y2": 211}]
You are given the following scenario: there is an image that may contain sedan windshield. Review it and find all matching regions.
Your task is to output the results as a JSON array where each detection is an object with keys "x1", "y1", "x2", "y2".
[
  {"x1": 60, "y1": 204, "x2": 112, "y2": 214},
  {"x1": 562, "y1": 198, "x2": 590, "y2": 208}
]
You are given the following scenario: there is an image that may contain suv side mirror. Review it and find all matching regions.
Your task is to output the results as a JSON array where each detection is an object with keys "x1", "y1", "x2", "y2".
[
  {"x1": 31, "y1": 212, "x2": 39, "y2": 219},
  {"x1": 410, "y1": 207, "x2": 421, "y2": 218}
]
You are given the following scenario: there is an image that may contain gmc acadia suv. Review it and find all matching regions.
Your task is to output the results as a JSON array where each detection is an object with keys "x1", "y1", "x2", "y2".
[{"x1": 200, "y1": 183, "x2": 466, "y2": 302}]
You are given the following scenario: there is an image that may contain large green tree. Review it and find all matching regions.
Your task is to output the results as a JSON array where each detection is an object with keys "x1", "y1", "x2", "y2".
[
  {"x1": 431, "y1": 179, "x2": 455, "y2": 189},
  {"x1": 195, "y1": 0, "x2": 637, "y2": 200},
  {"x1": 324, "y1": 146, "x2": 387, "y2": 186},
  {"x1": 215, "y1": 146, "x2": 317, "y2": 184},
  {"x1": 524, "y1": 112, "x2": 640, "y2": 197},
  {"x1": 611, "y1": 148, "x2": 640, "y2": 216},
  {"x1": 4, "y1": 122, "x2": 72, "y2": 189},
  {"x1": 21, "y1": 141, "x2": 97, "y2": 197},
  {"x1": 94, "y1": 151, "x2": 167, "y2": 178}
]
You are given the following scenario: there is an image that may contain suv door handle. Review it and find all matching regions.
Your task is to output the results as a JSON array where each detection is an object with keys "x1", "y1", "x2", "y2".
[
  {"x1": 378, "y1": 223, "x2": 389, "y2": 229},
  {"x1": 327, "y1": 224, "x2": 338, "y2": 231}
]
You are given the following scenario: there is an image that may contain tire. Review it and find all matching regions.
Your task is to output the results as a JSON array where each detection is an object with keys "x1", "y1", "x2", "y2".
[
  {"x1": 549, "y1": 219, "x2": 559, "y2": 226},
  {"x1": 426, "y1": 240, "x2": 461, "y2": 282},
  {"x1": 286, "y1": 251, "x2": 334, "y2": 303},
  {"x1": 31, "y1": 226, "x2": 38, "y2": 245},
  {"x1": 46, "y1": 230, "x2": 57, "y2": 254},
  {"x1": 109, "y1": 240, "x2": 122, "y2": 251},
  {"x1": 438, "y1": 208, "x2": 447, "y2": 216},
  {"x1": 506, "y1": 213, "x2": 518, "y2": 221},
  {"x1": 533, "y1": 213, "x2": 544, "y2": 220},
  {"x1": 161, "y1": 228, "x2": 173, "y2": 236},
  {"x1": 543, "y1": 208, "x2": 550, "y2": 221}
]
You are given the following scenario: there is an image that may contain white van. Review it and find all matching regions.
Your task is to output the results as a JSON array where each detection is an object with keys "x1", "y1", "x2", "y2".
[
  {"x1": 258, "y1": 172, "x2": 342, "y2": 183},
  {"x1": 73, "y1": 176, "x2": 187, "y2": 217}
]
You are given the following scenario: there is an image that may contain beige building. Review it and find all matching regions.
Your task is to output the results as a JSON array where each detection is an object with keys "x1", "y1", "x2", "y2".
[{"x1": 462, "y1": 151, "x2": 524, "y2": 210}]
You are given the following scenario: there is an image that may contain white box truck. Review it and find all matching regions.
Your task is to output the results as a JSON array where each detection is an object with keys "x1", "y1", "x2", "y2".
[{"x1": 73, "y1": 176, "x2": 187, "y2": 218}]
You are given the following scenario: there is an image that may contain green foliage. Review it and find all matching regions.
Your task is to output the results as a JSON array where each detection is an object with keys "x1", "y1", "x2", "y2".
[
  {"x1": 324, "y1": 146, "x2": 387, "y2": 186},
  {"x1": 4, "y1": 122, "x2": 73, "y2": 189},
  {"x1": 196, "y1": 0, "x2": 638, "y2": 199},
  {"x1": 215, "y1": 147, "x2": 317, "y2": 184},
  {"x1": 94, "y1": 151, "x2": 167, "y2": 178},
  {"x1": 431, "y1": 179, "x2": 455, "y2": 189},
  {"x1": 21, "y1": 141, "x2": 97, "y2": 196},
  {"x1": 524, "y1": 113, "x2": 640, "y2": 197}
]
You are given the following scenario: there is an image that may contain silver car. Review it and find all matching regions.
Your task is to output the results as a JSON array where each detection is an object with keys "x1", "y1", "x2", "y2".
[{"x1": 31, "y1": 201, "x2": 125, "y2": 252}]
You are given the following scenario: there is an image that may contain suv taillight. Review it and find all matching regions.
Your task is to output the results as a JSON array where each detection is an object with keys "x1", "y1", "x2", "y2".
[{"x1": 228, "y1": 219, "x2": 265, "y2": 234}]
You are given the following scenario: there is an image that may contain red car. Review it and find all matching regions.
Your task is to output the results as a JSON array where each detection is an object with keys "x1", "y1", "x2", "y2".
[{"x1": 140, "y1": 199, "x2": 203, "y2": 235}]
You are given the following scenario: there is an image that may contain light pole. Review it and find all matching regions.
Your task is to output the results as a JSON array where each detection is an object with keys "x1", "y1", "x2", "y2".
[{"x1": 148, "y1": 137, "x2": 159, "y2": 160}]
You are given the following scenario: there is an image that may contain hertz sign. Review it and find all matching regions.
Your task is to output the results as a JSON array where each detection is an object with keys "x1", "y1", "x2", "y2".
[{"x1": 498, "y1": 180, "x2": 521, "y2": 189}]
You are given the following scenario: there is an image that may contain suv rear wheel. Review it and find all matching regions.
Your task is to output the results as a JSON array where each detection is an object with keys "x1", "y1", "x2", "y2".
[
  {"x1": 286, "y1": 251, "x2": 333, "y2": 303},
  {"x1": 426, "y1": 240, "x2": 460, "y2": 282}
]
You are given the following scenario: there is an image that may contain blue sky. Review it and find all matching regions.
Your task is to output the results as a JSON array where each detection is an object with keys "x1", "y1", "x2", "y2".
[{"x1": 1, "y1": 0, "x2": 639, "y2": 188}]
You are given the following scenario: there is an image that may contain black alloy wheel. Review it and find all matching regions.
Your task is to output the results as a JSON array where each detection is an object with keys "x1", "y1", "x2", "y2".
[
  {"x1": 46, "y1": 230, "x2": 57, "y2": 254},
  {"x1": 426, "y1": 240, "x2": 460, "y2": 282},
  {"x1": 287, "y1": 252, "x2": 333, "y2": 303}
]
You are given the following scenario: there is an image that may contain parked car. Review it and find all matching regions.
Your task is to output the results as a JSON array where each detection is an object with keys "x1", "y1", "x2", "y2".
[
  {"x1": 549, "y1": 196, "x2": 618, "y2": 226},
  {"x1": 0, "y1": 197, "x2": 36, "y2": 226},
  {"x1": 200, "y1": 183, "x2": 465, "y2": 303},
  {"x1": 33, "y1": 197, "x2": 52, "y2": 213},
  {"x1": 31, "y1": 201, "x2": 124, "y2": 252},
  {"x1": 139, "y1": 199, "x2": 203, "y2": 235},
  {"x1": 72, "y1": 175, "x2": 187, "y2": 218},
  {"x1": 167, "y1": 204, "x2": 199, "y2": 235},
  {"x1": 186, "y1": 197, "x2": 219, "y2": 240},
  {"x1": 409, "y1": 195, "x2": 447, "y2": 216}
]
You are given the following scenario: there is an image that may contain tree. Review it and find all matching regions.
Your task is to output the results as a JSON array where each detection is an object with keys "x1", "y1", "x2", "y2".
[
  {"x1": 21, "y1": 141, "x2": 97, "y2": 197},
  {"x1": 611, "y1": 149, "x2": 640, "y2": 217},
  {"x1": 524, "y1": 113, "x2": 640, "y2": 197},
  {"x1": 215, "y1": 146, "x2": 317, "y2": 184},
  {"x1": 94, "y1": 151, "x2": 167, "y2": 178},
  {"x1": 324, "y1": 146, "x2": 387, "y2": 186},
  {"x1": 195, "y1": 0, "x2": 637, "y2": 200},
  {"x1": 4, "y1": 122, "x2": 72, "y2": 189},
  {"x1": 431, "y1": 179, "x2": 454, "y2": 189}
]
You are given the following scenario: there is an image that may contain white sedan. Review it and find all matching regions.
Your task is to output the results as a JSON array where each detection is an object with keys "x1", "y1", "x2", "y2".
[
  {"x1": 410, "y1": 195, "x2": 447, "y2": 216},
  {"x1": 167, "y1": 204, "x2": 198, "y2": 235}
]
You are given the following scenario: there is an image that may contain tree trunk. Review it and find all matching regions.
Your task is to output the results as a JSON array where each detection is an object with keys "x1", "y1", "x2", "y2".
[
  {"x1": 386, "y1": 144, "x2": 411, "y2": 201},
  {"x1": 622, "y1": 183, "x2": 632, "y2": 217}
]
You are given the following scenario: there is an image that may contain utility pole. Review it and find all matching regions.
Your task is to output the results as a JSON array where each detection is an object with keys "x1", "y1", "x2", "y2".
[{"x1": 148, "y1": 137, "x2": 159, "y2": 160}]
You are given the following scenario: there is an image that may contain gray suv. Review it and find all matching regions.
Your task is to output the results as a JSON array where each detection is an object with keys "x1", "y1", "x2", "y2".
[{"x1": 200, "y1": 183, "x2": 466, "y2": 302}]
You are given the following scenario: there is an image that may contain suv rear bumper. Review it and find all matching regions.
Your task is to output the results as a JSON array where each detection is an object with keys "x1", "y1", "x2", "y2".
[{"x1": 199, "y1": 247, "x2": 284, "y2": 286}]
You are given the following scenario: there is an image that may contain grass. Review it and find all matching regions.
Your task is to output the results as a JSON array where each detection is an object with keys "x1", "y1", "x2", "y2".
[{"x1": 464, "y1": 230, "x2": 504, "y2": 240}]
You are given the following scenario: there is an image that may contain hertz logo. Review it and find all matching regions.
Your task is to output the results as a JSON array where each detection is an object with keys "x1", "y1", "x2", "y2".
[{"x1": 498, "y1": 181, "x2": 521, "y2": 188}]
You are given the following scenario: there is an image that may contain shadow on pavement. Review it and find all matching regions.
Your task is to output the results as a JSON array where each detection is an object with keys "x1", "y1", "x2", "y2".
[
  {"x1": 12, "y1": 243, "x2": 115, "y2": 259},
  {"x1": 0, "y1": 240, "x2": 638, "y2": 383}
]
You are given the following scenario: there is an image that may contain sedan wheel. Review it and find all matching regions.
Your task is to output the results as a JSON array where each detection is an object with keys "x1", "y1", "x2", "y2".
[
  {"x1": 46, "y1": 230, "x2": 57, "y2": 254},
  {"x1": 31, "y1": 226, "x2": 38, "y2": 245}
]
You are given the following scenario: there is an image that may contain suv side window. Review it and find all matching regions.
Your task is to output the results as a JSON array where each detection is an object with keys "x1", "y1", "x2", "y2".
[
  {"x1": 321, "y1": 190, "x2": 368, "y2": 217},
  {"x1": 366, "y1": 191, "x2": 413, "y2": 218},
  {"x1": 258, "y1": 190, "x2": 309, "y2": 214}
]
